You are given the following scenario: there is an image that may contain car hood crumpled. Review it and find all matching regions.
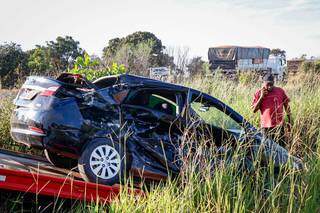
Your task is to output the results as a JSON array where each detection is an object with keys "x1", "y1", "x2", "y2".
[{"x1": 249, "y1": 133, "x2": 305, "y2": 170}]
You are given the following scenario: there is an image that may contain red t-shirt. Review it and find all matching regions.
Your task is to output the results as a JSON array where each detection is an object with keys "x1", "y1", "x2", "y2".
[{"x1": 252, "y1": 87, "x2": 290, "y2": 128}]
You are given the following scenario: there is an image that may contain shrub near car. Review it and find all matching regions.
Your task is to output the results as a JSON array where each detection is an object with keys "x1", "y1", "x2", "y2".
[{"x1": 10, "y1": 73, "x2": 303, "y2": 185}]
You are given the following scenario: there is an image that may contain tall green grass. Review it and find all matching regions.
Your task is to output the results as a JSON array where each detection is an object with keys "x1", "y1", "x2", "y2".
[
  {"x1": 0, "y1": 72, "x2": 320, "y2": 212},
  {"x1": 105, "y1": 72, "x2": 320, "y2": 212},
  {"x1": 0, "y1": 92, "x2": 35, "y2": 153}
]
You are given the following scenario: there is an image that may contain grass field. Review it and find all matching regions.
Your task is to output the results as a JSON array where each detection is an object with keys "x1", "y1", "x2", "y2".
[{"x1": 0, "y1": 72, "x2": 319, "y2": 212}]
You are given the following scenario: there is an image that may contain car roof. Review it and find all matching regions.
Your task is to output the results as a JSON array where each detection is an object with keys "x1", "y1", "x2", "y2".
[
  {"x1": 93, "y1": 74, "x2": 249, "y2": 127},
  {"x1": 94, "y1": 74, "x2": 194, "y2": 93}
]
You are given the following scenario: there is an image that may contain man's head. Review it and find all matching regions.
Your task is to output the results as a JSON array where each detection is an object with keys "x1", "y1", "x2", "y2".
[{"x1": 262, "y1": 73, "x2": 275, "y2": 91}]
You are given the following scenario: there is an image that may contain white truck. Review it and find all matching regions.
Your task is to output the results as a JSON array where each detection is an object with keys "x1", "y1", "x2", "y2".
[
  {"x1": 208, "y1": 46, "x2": 286, "y2": 80},
  {"x1": 266, "y1": 54, "x2": 286, "y2": 80}
]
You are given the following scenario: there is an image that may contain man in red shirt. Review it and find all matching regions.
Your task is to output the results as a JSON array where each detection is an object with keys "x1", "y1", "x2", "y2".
[{"x1": 252, "y1": 74, "x2": 292, "y2": 147}]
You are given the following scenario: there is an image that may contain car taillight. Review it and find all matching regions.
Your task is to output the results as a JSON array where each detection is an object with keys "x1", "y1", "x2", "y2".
[
  {"x1": 28, "y1": 126, "x2": 45, "y2": 135},
  {"x1": 39, "y1": 86, "x2": 60, "y2": 97}
]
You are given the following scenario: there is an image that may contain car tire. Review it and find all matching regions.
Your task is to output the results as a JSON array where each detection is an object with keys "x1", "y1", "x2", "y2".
[
  {"x1": 78, "y1": 138, "x2": 129, "y2": 185},
  {"x1": 44, "y1": 149, "x2": 78, "y2": 169}
]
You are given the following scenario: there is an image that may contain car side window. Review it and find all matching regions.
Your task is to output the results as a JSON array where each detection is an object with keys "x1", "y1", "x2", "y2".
[
  {"x1": 125, "y1": 90, "x2": 179, "y2": 117},
  {"x1": 148, "y1": 94, "x2": 177, "y2": 116},
  {"x1": 190, "y1": 94, "x2": 242, "y2": 131}
]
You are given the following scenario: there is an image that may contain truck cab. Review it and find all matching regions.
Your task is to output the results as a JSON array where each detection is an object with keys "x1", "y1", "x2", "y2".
[{"x1": 267, "y1": 54, "x2": 287, "y2": 80}]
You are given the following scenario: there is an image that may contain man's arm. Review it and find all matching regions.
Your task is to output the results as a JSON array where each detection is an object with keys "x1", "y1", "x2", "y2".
[
  {"x1": 252, "y1": 88, "x2": 267, "y2": 113},
  {"x1": 252, "y1": 96, "x2": 263, "y2": 113}
]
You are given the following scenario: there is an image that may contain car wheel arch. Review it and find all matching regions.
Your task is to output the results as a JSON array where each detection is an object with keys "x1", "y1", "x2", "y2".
[{"x1": 78, "y1": 137, "x2": 131, "y2": 185}]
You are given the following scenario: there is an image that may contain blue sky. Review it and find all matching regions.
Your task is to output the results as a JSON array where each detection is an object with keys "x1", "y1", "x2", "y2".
[{"x1": 0, "y1": 0, "x2": 319, "y2": 60}]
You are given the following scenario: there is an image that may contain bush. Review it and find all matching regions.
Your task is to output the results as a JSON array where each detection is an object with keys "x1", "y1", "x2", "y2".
[
  {"x1": 0, "y1": 95, "x2": 35, "y2": 153},
  {"x1": 0, "y1": 97, "x2": 14, "y2": 146},
  {"x1": 315, "y1": 60, "x2": 320, "y2": 74},
  {"x1": 301, "y1": 61, "x2": 314, "y2": 73},
  {"x1": 237, "y1": 71, "x2": 260, "y2": 85},
  {"x1": 68, "y1": 53, "x2": 126, "y2": 81},
  {"x1": 301, "y1": 60, "x2": 320, "y2": 74},
  {"x1": 104, "y1": 41, "x2": 153, "y2": 76}
]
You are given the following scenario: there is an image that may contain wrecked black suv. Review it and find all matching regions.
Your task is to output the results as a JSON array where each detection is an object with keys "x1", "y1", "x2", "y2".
[{"x1": 11, "y1": 73, "x2": 303, "y2": 185}]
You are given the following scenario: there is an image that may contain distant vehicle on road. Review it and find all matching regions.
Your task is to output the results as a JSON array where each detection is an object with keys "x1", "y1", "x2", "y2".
[
  {"x1": 149, "y1": 67, "x2": 169, "y2": 81},
  {"x1": 208, "y1": 45, "x2": 286, "y2": 80}
]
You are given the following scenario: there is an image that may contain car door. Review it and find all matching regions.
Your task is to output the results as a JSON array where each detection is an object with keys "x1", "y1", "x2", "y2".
[
  {"x1": 185, "y1": 91, "x2": 246, "y2": 147},
  {"x1": 120, "y1": 88, "x2": 184, "y2": 175}
]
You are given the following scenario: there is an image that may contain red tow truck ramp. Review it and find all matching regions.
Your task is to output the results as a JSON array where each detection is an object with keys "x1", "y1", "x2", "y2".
[{"x1": 0, "y1": 149, "x2": 138, "y2": 203}]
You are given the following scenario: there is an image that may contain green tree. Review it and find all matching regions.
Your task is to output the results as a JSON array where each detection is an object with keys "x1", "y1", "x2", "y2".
[
  {"x1": 157, "y1": 53, "x2": 175, "y2": 69},
  {"x1": 301, "y1": 59, "x2": 320, "y2": 74},
  {"x1": 124, "y1": 31, "x2": 163, "y2": 65},
  {"x1": 102, "y1": 31, "x2": 173, "y2": 71},
  {"x1": 270, "y1": 48, "x2": 286, "y2": 57},
  {"x1": 47, "y1": 36, "x2": 84, "y2": 71},
  {"x1": 0, "y1": 42, "x2": 28, "y2": 88},
  {"x1": 73, "y1": 52, "x2": 99, "y2": 70},
  {"x1": 300, "y1": 54, "x2": 307, "y2": 60},
  {"x1": 187, "y1": 57, "x2": 205, "y2": 77},
  {"x1": 27, "y1": 46, "x2": 52, "y2": 75},
  {"x1": 0, "y1": 43, "x2": 25, "y2": 78},
  {"x1": 110, "y1": 40, "x2": 154, "y2": 76},
  {"x1": 68, "y1": 53, "x2": 126, "y2": 81},
  {"x1": 103, "y1": 31, "x2": 163, "y2": 57}
]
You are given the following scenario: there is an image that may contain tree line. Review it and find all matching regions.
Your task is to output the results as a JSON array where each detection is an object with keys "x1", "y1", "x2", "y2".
[{"x1": 0, "y1": 31, "x2": 207, "y2": 88}]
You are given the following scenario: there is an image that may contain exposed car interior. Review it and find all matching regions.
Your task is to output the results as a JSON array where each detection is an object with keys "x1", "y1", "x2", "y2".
[
  {"x1": 124, "y1": 89, "x2": 179, "y2": 117},
  {"x1": 93, "y1": 75, "x2": 120, "y2": 89},
  {"x1": 57, "y1": 73, "x2": 96, "y2": 89}
]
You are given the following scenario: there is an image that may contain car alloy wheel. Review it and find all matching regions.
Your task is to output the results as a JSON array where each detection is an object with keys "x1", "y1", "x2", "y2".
[{"x1": 89, "y1": 145, "x2": 121, "y2": 179}]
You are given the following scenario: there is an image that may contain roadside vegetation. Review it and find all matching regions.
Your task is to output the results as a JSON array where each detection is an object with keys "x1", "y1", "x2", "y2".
[
  {"x1": 0, "y1": 70, "x2": 320, "y2": 212},
  {"x1": 104, "y1": 71, "x2": 320, "y2": 213},
  {"x1": 1, "y1": 31, "x2": 320, "y2": 211}
]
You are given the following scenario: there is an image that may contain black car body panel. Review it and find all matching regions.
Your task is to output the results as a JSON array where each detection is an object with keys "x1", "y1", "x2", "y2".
[{"x1": 11, "y1": 73, "x2": 303, "y2": 182}]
